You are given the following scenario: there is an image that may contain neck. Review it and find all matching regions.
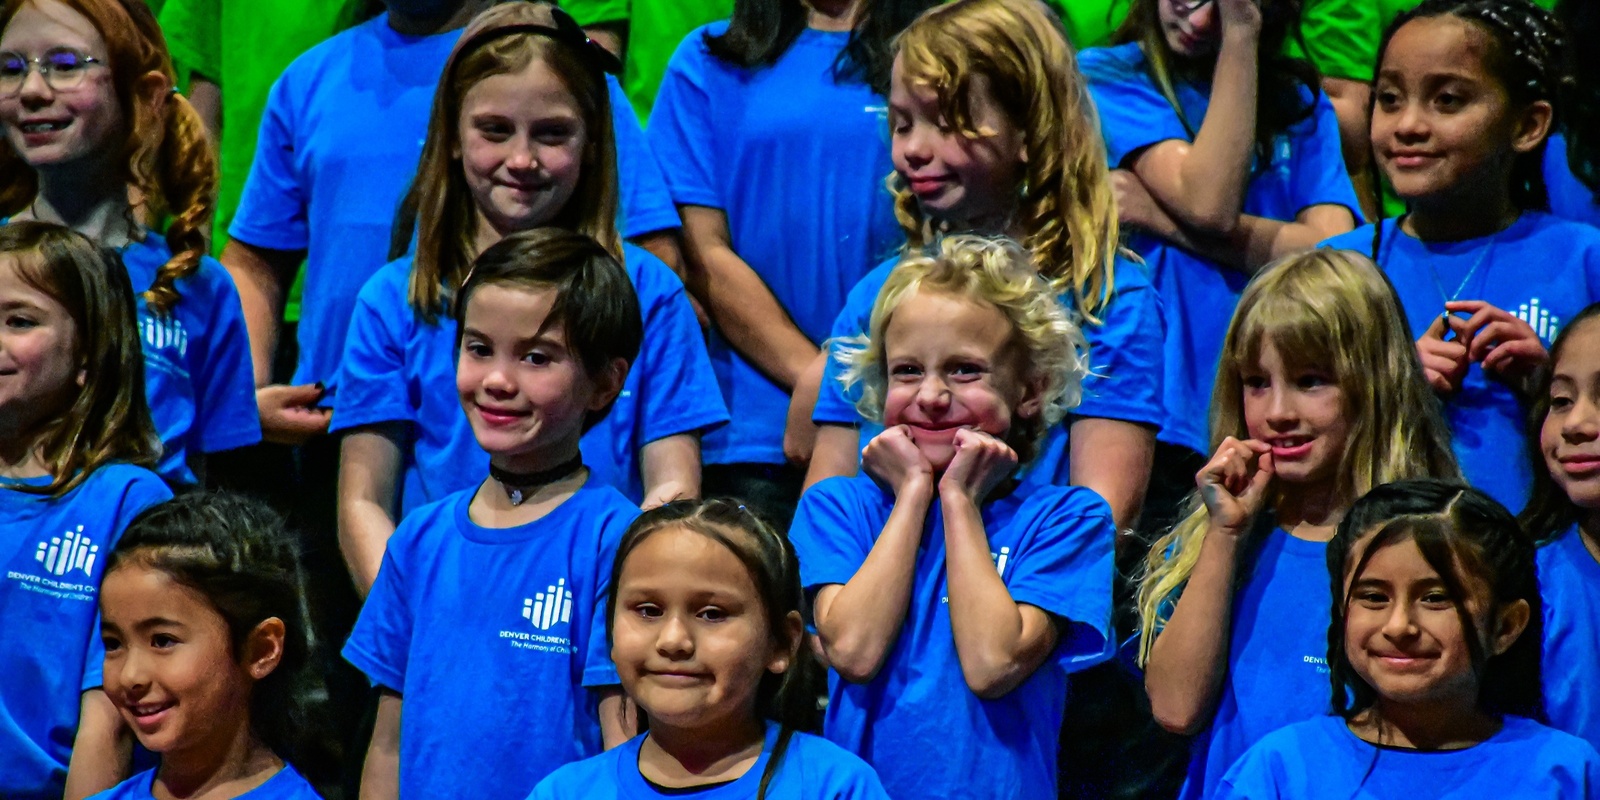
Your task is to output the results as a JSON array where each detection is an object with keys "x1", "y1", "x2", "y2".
[
  {"x1": 27, "y1": 169, "x2": 138, "y2": 249},
  {"x1": 1276, "y1": 481, "x2": 1345, "y2": 541},
  {"x1": 1580, "y1": 511, "x2": 1600, "y2": 566},
  {"x1": 941, "y1": 203, "x2": 1024, "y2": 242},
  {"x1": 154, "y1": 722, "x2": 281, "y2": 800},
  {"x1": 386, "y1": 0, "x2": 493, "y2": 37},
  {"x1": 805, "y1": 0, "x2": 864, "y2": 31},
  {"x1": 1402, "y1": 190, "x2": 1520, "y2": 243},
  {"x1": 640, "y1": 715, "x2": 766, "y2": 788},
  {"x1": 1350, "y1": 697, "x2": 1501, "y2": 751},
  {"x1": 0, "y1": 422, "x2": 51, "y2": 480}
]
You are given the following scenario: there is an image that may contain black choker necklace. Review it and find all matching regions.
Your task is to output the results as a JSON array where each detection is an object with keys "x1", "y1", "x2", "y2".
[{"x1": 489, "y1": 454, "x2": 584, "y2": 506}]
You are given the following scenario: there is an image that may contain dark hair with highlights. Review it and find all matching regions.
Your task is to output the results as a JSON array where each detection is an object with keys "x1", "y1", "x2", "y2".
[
  {"x1": 1328, "y1": 479, "x2": 1542, "y2": 723},
  {"x1": 1519, "y1": 302, "x2": 1600, "y2": 541},
  {"x1": 704, "y1": 0, "x2": 940, "y2": 94},
  {"x1": 104, "y1": 492, "x2": 329, "y2": 772},
  {"x1": 0, "y1": 0, "x2": 218, "y2": 317},
  {"x1": 606, "y1": 498, "x2": 820, "y2": 800},
  {"x1": 0, "y1": 222, "x2": 158, "y2": 497}
]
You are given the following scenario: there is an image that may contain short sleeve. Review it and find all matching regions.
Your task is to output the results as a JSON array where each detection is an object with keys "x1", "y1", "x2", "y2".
[
  {"x1": 647, "y1": 35, "x2": 724, "y2": 209},
  {"x1": 328, "y1": 270, "x2": 417, "y2": 433},
  {"x1": 191, "y1": 263, "x2": 263, "y2": 453},
  {"x1": 561, "y1": 0, "x2": 629, "y2": 26},
  {"x1": 1213, "y1": 740, "x2": 1283, "y2": 800},
  {"x1": 812, "y1": 273, "x2": 884, "y2": 426},
  {"x1": 611, "y1": 79, "x2": 683, "y2": 239},
  {"x1": 581, "y1": 509, "x2": 633, "y2": 687},
  {"x1": 1004, "y1": 492, "x2": 1116, "y2": 671},
  {"x1": 1072, "y1": 260, "x2": 1166, "y2": 428},
  {"x1": 343, "y1": 545, "x2": 414, "y2": 692},
  {"x1": 788, "y1": 479, "x2": 875, "y2": 591},
  {"x1": 1286, "y1": 95, "x2": 1363, "y2": 222},
  {"x1": 1080, "y1": 48, "x2": 1191, "y2": 169},
  {"x1": 631, "y1": 256, "x2": 728, "y2": 444},
  {"x1": 228, "y1": 74, "x2": 311, "y2": 251},
  {"x1": 83, "y1": 474, "x2": 174, "y2": 691},
  {"x1": 157, "y1": 0, "x2": 220, "y2": 82}
]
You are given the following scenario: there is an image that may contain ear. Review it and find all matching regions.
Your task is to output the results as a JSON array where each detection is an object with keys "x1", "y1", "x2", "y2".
[
  {"x1": 1013, "y1": 371, "x2": 1048, "y2": 421},
  {"x1": 1487, "y1": 598, "x2": 1531, "y2": 657},
  {"x1": 133, "y1": 70, "x2": 172, "y2": 111},
  {"x1": 585, "y1": 357, "x2": 630, "y2": 412},
  {"x1": 1511, "y1": 100, "x2": 1554, "y2": 155},
  {"x1": 241, "y1": 617, "x2": 287, "y2": 681},
  {"x1": 767, "y1": 610, "x2": 805, "y2": 675}
]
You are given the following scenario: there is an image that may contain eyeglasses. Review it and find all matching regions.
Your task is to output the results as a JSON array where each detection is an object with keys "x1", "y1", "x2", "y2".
[{"x1": 0, "y1": 49, "x2": 105, "y2": 96}]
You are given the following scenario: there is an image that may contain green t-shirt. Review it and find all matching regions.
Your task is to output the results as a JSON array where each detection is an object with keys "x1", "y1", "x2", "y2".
[
  {"x1": 562, "y1": 0, "x2": 733, "y2": 122},
  {"x1": 1044, "y1": 0, "x2": 1131, "y2": 50}
]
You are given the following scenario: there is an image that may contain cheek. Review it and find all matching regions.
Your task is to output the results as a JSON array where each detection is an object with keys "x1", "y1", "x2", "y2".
[
  {"x1": 1240, "y1": 394, "x2": 1268, "y2": 436},
  {"x1": 881, "y1": 384, "x2": 915, "y2": 424}
]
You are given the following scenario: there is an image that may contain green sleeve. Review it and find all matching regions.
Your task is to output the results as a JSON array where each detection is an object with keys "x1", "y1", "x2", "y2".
[
  {"x1": 561, "y1": 0, "x2": 630, "y2": 27},
  {"x1": 1298, "y1": 0, "x2": 1383, "y2": 82},
  {"x1": 157, "y1": 0, "x2": 221, "y2": 86},
  {"x1": 621, "y1": 0, "x2": 732, "y2": 123},
  {"x1": 1043, "y1": 0, "x2": 1131, "y2": 50}
]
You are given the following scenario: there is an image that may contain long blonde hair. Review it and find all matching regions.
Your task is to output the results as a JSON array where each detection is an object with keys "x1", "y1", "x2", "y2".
[
  {"x1": 890, "y1": 0, "x2": 1118, "y2": 322},
  {"x1": 1134, "y1": 249, "x2": 1459, "y2": 664},
  {"x1": 839, "y1": 235, "x2": 1088, "y2": 465}
]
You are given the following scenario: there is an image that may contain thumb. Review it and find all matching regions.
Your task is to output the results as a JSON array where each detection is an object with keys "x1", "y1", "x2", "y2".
[
  {"x1": 1243, "y1": 453, "x2": 1274, "y2": 502},
  {"x1": 1422, "y1": 313, "x2": 1449, "y2": 341},
  {"x1": 277, "y1": 383, "x2": 326, "y2": 406}
]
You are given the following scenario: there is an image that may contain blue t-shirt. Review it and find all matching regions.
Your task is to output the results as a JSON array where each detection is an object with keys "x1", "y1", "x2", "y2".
[
  {"x1": 1079, "y1": 42, "x2": 1361, "y2": 453},
  {"x1": 1321, "y1": 213, "x2": 1600, "y2": 509},
  {"x1": 648, "y1": 23, "x2": 904, "y2": 465},
  {"x1": 1538, "y1": 524, "x2": 1600, "y2": 754},
  {"x1": 342, "y1": 481, "x2": 638, "y2": 797},
  {"x1": 1217, "y1": 715, "x2": 1600, "y2": 799},
  {"x1": 120, "y1": 234, "x2": 261, "y2": 485},
  {"x1": 86, "y1": 763, "x2": 320, "y2": 800},
  {"x1": 1545, "y1": 133, "x2": 1600, "y2": 228},
  {"x1": 787, "y1": 475, "x2": 1115, "y2": 800},
  {"x1": 0, "y1": 465, "x2": 172, "y2": 800},
  {"x1": 230, "y1": 13, "x2": 678, "y2": 395},
  {"x1": 1167, "y1": 528, "x2": 1334, "y2": 800},
  {"x1": 528, "y1": 724, "x2": 891, "y2": 800},
  {"x1": 329, "y1": 244, "x2": 726, "y2": 509},
  {"x1": 811, "y1": 252, "x2": 1165, "y2": 487}
]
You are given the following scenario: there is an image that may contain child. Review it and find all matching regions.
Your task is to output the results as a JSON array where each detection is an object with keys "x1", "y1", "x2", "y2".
[
  {"x1": 1519, "y1": 302, "x2": 1600, "y2": 753},
  {"x1": 0, "y1": 222, "x2": 172, "y2": 799},
  {"x1": 1219, "y1": 479, "x2": 1600, "y2": 798},
  {"x1": 1321, "y1": 0, "x2": 1600, "y2": 511},
  {"x1": 1079, "y1": 0, "x2": 1360, "y2": 522},
  {"x1": 799, "y1": 0, "x2": 1166, "y2": 532},
  {"x1": 529, "y1": 499, "x2": 890, "y2": 799},
  {"x1": 0, "y1": 0, "x2": 259, "y2": 486},
  {"x1": 1136, "y1": 248, "x2": 1459, "y2": 800},
  {"x1": 91, "y1": 492, "x2": 324, "y2": 799},
  {"x1": 649, "y1": 0, "x2": 932, "y2": 527},
  {"x1": 332, "y1": 1, "x2": 725, "y2": 595},
  {"x1": 788, "y1": 235, "x2": 1114, "y2": 800},
  {"x1": 344, "y1": 227, "x2": 644, "y2": 798}
]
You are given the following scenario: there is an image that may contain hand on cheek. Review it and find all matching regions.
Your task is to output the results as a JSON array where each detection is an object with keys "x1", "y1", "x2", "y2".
[
  {"x1": 863, "y1": 425, "x2": 935, "y2": 497},
  {"x1": 938, "y1": 428, "x2": 1017, "y2": 503}
]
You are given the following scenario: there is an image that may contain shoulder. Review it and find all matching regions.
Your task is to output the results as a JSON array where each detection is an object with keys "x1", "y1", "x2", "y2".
[
  {"x1": 568, "y1": 483, "x2": 644, "y2": 536},
  {"x1": 784, "y1": 731, "x2": 888, "y2": 790},
  {"x1": 84, "y1": 769, "x2": 155, "y2": 800},
  {"x1": 357, "y1": 256, "x2": 417, "y2": 307},
  {"x1": 530, "y1": 740, "x2": 631, "y2": 796},
  {"x1": 1497, "y1": 716, "x2": 1600, "y2": 760},
  {"x1": 1318, "y1": 223, "x2": 1379, "y2": 253},
  {"x1": 1249, "y1": 715, "x2": 1348, "y2": 759},
  {"x1": 1012, "y1": 483, "x2": 1114, "y2": 526},
  {"x1": 1512, "y1": 211, "x2": 1600, "y2": 249},
  {"x1": 278, "y1": 16, "x2": 383, "y2": 82},
  {"x1": 385, "y1": 488, "x2": 470, "y2": 555},
  {"x1": 77, "y1": 463, "x2": 171, "y2": 505},
  {"x1": 665, "y1": 21, "x2": 732, "y2": 74},
  {"x1": 1076, "y1": 42, "x2": 1148, "y2": 84}
]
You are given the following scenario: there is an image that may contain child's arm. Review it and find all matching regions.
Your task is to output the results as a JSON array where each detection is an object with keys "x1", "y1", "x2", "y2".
[
  {"x1": 62, "y1": 690, "x2": 131, "y2": 800},
  {"x1": 812, "y1": 427, "x2": 933, "y2": 683},
  {"x1": 784, "y1": 352, "x2": 828, "y2": 468},
  {"x1": 598, "y1": 687, "x2": 638, "y2": 749},
  {"x1": 1144, "y1": 437, "x2": 1273, "y2": 734},
  {"x1": 338, "y1": 426, "x2": 405, "y2": 597},
  {"x1": 1129, "y1": 0, "x2": 1262, "y2": 236},
  {"x1": 360, "y1": 690, "x2": 402, "y2": 800},
  {"x1": 806, "y1": 424, "x2": 862, "y2": 489},
  {"x1": 1068, "y1": 417, "x2": 1155, "y2": 531},
  {"x1": 639, "y1": 434, "x2": 701, "y2": 510},
  {"x1": 219, "y1": 239, "x2": 331, "y2": 445}
]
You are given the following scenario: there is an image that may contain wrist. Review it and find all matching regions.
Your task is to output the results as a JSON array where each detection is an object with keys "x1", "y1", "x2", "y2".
[{"x1": 898, "y1": 474, "x2": 936, "y2": 503}]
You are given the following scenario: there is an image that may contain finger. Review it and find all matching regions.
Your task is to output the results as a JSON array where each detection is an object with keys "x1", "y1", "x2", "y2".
[
  {"x1": 1469, "y1": 321, "x2": 1541, "y2": 362},
  {"x1": 1456, "y1": 306, "x2": 1509, "y2": 341},
  {"x1": 276, "y1": 382, "x2": 327, "y2": 406},
  {"x1": 1420, "y1": 314, "x2": 1450, "y2": 342},
  {"x1": 1422, "y1": 367, "x2": 1453, "y2": 394},
  {"x1": 1443, "y1": 300, "x2": 1489, "y2": 315},
  {"x1": 1482, "y1": 340, "x2": 1549, "y2": 375}
]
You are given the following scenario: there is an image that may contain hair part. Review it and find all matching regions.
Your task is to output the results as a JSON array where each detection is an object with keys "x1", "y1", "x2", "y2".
[
  {"x1": 1518, "y1": 302, "x2": 1600, "y2": 540},
  {"x1": 0, "y1": 0, "x2": 218, "y2": 317},
  {"x1": 606, "y1": 499, "x2": 820, "y2": 800},
  {"x1": 104, "y1": 492, "x2": 331, "y2": 771},
  {"x1": 0, "y1": 222, "x2": 158, "y2": 496},
  {"x1": 1136, "y1": 249, "x2": 1460, "y2": 664},
  {"x1": 705, "y1": 0, "x2": 941, "y2": 95},
  {"x1": 1327, "y1": 479, "x2": 1542, "y2": 721},
  {"x1": 837, "y1": 234, "x2": 1087, "y2": 465},
  {"x1": 889, "y1": 0, "x2": 1120, "y2": 322},
  {"x1": 393, "y1": 1, "x2": 621, "y2": 321}
]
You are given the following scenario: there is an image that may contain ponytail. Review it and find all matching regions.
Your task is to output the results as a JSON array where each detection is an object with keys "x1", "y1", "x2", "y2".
[{"x1": 142, "y1": 89, "x2": 217, "y2": 316}]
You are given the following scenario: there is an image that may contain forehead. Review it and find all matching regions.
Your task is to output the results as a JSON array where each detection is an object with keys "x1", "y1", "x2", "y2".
[
  {"x1": 1, "y1": 0, "x2": 107, "y2": 55},
  {"x1": 461, "y1": 55, "x2": 581, "y2": 115},
  {"x1": 1554, "y1": 319, "x2": 1600, "y2": 373},
  {"x1": 884, "y1": 289, "x2": 1012, "y2": 355},
  {"x1": 0, "y1": 254, "x2": 65, "y2": 306},
  {"x1": 100, "y1": 562, "x2": 219, "y2": 624},
  {"x1": 618, "y1": 526, "x2": 758, "y2": 593},
  {"x1": 1380, "y1": 15, "x2": 1497, "y2": 82},
  {"x1": 462, "y1": 282, "x2": 565, "y2": 337}
]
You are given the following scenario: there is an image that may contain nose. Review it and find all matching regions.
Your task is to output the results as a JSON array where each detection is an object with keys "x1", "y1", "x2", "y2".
[
  {"x1": 1563, "y1": 395, "x2": 1600, "y2": 442},
  {"x1": 897, "y1": 122, "x2": 934, "y2": 168},
  {"x1": 1381, "y1": 599, "x2": 1421, "y2": 642},
  {"x1": 1263, "y1": 387, "x2": 1298, "y2": 429},
  {"x1": 115, "y1": 648, "x2": 151, "y2": 698},
  {"x1": 1392, "y1": 99, "x2": 1429, "y2": 141},
  {"x1": 914, "y1": 373, "x2": 951, "y2": 413},
  {"x1": 655, "y1": 612, "x2": 694, "y2": 659},
  {"x1": 480, "y1": 359, "x2": 517, "y2": 398},
  {"x1": 17, "y1": 66, "x2": 52, "y2": 104},
  {"x1": 504, "y1": 136, "x2": 539, "y2": 173}
]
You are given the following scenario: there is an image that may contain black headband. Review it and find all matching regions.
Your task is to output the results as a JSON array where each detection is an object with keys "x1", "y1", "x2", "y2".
[{"x1": 451, "y1": 7, "x2": 621, "y2": 77}]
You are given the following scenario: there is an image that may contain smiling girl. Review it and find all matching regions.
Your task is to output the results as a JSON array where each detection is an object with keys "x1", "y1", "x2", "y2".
[{"x1": 1136, "y1": 248, "x2": 1459, "y2": 800}]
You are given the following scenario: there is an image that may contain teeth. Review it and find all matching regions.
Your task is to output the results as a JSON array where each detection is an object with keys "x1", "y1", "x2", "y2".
[{"x1": 20, "y1": 121, "x2": 67, "y2": 133}]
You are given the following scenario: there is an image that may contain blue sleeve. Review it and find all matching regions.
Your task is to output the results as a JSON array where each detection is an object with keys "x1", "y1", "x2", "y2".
[
  {"x1": 343, "y1": 543, "x2": 413, "y2": 692},
  {"x1": 803, "y1": 742, "x2": 894, "y2": 800},
  {"x1": 631, "y1": 255, "x2": 728, "y2": 445},
  {"x1": 611, "y1": 76, "x2": 682, "y2": 239},
  {"x1": 647, "y1": 36, "x2": 723, "y2": 209},
  {"x1": 190, "y1": 261, "x2": 262, "y2": 452},
  {"x1": 789, "y1": 480, "x2": 874, "y2": 591},
  {"x1": 1214, "y1": 744, "x2": 1282, "y2": 800},
  {"x1": 1005, "y1": 492, "x2": 1117, "y2": 671},
  {"x1": 1073, "y1": 260, "x2": 1166, "y2": 428},
  {"x1": 813, "y1": 277, "x2": 881, "y2": 426},
  {"x1": 328, "y1": 272, "x2": 416, "y2": 433},
  {"x1": 228, "y1": 72, "x2": 310, "y2": 251},
  {"x1": 1287, "y1": 94, "x2": 1363, "y2": 222},
  {"x1": 1081, "y1": 50, "x2": 1190, "y2": 169},
  {"x1": 83, "y1": 474, "x2": 174, "y2": 691},
  {"x1": 582, "y1": 508, "x2": 633, "y2": 687}
]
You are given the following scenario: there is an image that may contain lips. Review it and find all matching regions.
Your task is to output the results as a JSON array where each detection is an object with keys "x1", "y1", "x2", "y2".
[
  {"x1": 1371, "y1": 651, "x2": 1437, "y2": 672},
  {"x1": 474, "y1": 403, "x2": 530, "y2": 427},
  {"x1": 1387, "y1": 151, "x2": 1439, "y2": 169},
  {"x1": 906, "y1": 175, "x2": 950, "y2": 195},
  {"x1": 647, "y1": 670, "x2": 709, "y2": 685},
  {"x1": 1558, "y1": 454, "x2": 1600, "y2": 477},
  {"x1": 1267, "y1": 436, "x2": 1314, "y2": 459},
  {"x1": 123, "y1": 700, "x2": 175, "y2": 731}
]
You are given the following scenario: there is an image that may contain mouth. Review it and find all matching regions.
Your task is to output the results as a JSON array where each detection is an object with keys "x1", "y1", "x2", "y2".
[
  {"x1": 18, "y1": 119, "x2": 70, "y2": 134},
  {"x1": 906, "y1": 175, "x2": 951, "y2": 195},
  {"x1": 647, "y1": 670, "x2": 709, "y2": 685},
  {"x1": 474, "y1": 403, "x2": 530, "y2": 427},
  {"x1": 122, "y1": 700, "x2": 175, "y2": 729},
  {"x1": 1387, "y1": 151, "x2": 1439, "y2": 169},
  {"x1": 1371, "y1": 652, "x2": 1438, "y2": 671},
  {"x1": 1558, "y1": 454, "x2": 1600, "y2": 477},
  {"x1": 1267, "y1": 436, "x2": 1315, "y2": 459}
]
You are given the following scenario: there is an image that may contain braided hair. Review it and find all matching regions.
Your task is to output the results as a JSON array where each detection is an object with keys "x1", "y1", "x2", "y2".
[{"x1": 1368, "y1": 0, "x2": 1570, "y2": 258}]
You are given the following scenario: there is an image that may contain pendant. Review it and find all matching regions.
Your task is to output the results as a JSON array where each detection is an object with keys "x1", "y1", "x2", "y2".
[{"x1": 506, "y1": 486, "x2": 525, "y2": 506}]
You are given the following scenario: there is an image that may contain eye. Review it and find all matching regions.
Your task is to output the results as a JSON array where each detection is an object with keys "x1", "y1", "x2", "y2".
[
  {"x1": 44, "y1": 49, "x2": 89, "y2": 73},
  {"x1": 1241, "y1": 374, "x2": 1268, "y2": 390},
  {"x1": 1354, "y1": 590, "x2": 1388, "y2": 607},
  {"x1": 1550, "y1": 393, "x2": 1575, "y2": 411},
  {"x1": 151, "y1": 633, "x2": 178, "y2": 649},
  {"x1": 633, "y1": 603, "x2": 662, "y2": 619},
  {"x1": 697, "y1": 606, "x2": 728, "y2": 622},
  {"x1": 949, "y1": 362, "x2": 986, "y2": 381},
  {"x1": 1296, "y1": 373, "x2": 1332, "y2": 390},
  {"x1": 1435, "y1": 92, "x2": 1461, "y2": 110},
  {"x1": 1375, "y1": 89, "x2": 1401, "y2": 109},
  {"x1": 101, "y1": 635, "x2": 122, "y2": 653},
  {"x1": 4, "y1": 314, "x2": 38, "y2": 330},
  {"x1": 889, "y1": 363, "x2": 922, "y2": 381},
  {"x1": 463, "y1": 340, "x2": 491, "y2": 359},
  {"x1": 522, "y1": 350, "x2": 552, "y2": 366},
  {"x1": 0, "y1": 53, "x2": 24, "y2": 78},
  {"x1": 533, "y1": 124, "x2": 575, "y2": 145},
  {"x1": 1421, "y1": 590, "x2": 1454, "y2": 607}
]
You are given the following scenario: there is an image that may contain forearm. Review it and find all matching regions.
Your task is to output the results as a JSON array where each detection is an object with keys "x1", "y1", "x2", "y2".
[
  {"x1": 689, "y1": 250, "x2": 817, "y2": 390},
  {"x1": 1167, "y1": 215, "x2": 1332, "y2": 274},
  {"x1": 360, "y1": 692, "x2": 402, "y2": 800},
  {"x1": 1068, "y1": 418, "x2": 1156, "y2": 531},
  {"x1": 815, "y1": 483, "x2": 931, "y2": 682},
  {"x1": 220, "y1": 242, "x2": 289, "y2": 386},
  {"x1": 639, "y1": 434, "x2": 701, "y2": 508},
  {"x1": 338, "y1": 430, "x2": 402, "y2": 597},
  {"x1": 784, "y1": 353, "x2": 827, "y2": 467},
  {"x1": 63, "y1": 690, "x2": 131, "y2": 800},
  {"x1": 940, "y1": 493, "x2": 1046, "y2": 698},
  {"x1": 804, "y1": 424, "x2": 862, "y2": 489},
  {"x1": 1167, "y1": 35, "x2": 1259, "y2": 233},
  {"x1": 1144, "y1": 528, "x2": 1242, "y2": 733},
  {"x1": 339, "y1": 500, "x2": 397, "y2": 598}
]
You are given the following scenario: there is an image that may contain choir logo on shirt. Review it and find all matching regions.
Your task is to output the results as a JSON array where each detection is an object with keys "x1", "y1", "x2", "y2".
[
  {"x1": 942, "y1": 548, "x2": 1012, "y2": 604},
  {"x1": 5, "y1": 525, "x2": 99, "y2": 602},
  {"x1": 140, "y1": 314, "x2": 190, "y2": 359},
  {"x1": 1301, "y1": 654, "x2": 1330, "y2": 675},
  {"x1": 497, "y1": 577, "x2": 575, "y2": 654},
  {"x1": 1513, "y1": 298, "x2": 1562, "y2": 344}
]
